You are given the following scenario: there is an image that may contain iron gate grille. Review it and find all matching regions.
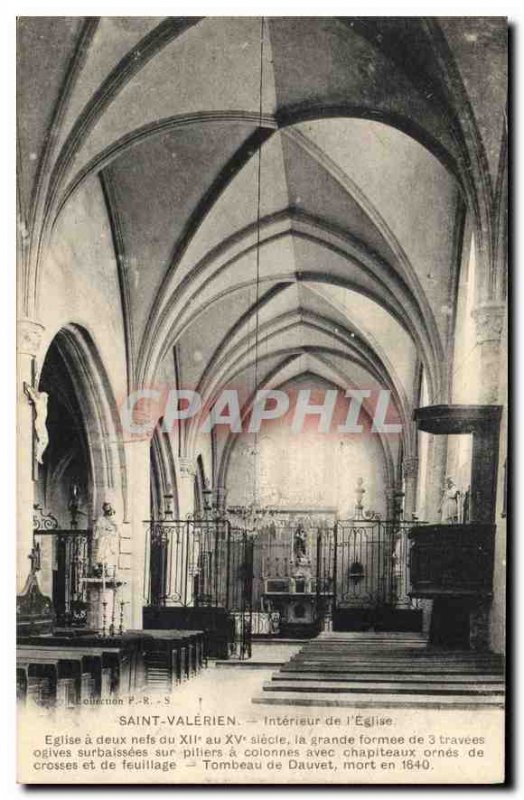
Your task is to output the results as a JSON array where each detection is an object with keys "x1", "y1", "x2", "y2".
[
  {"x1": 145, "y1": 518, "x2": 233, "y2": 607},
  {"x1": 32, "y1": 506, "x2": 90, "y2": 627},
  {"x1": 144, "y1": 519, "x2": 253, "y2": 657},
  {"x1": 145, "y1": 516, "x2": 417, "y2": 648},
  {"x1": 333, "y1": 520, "x2": 413, "y2": 610},
  {"x1": 227, "y1": 529, "x2": 253, "y2": 659}
]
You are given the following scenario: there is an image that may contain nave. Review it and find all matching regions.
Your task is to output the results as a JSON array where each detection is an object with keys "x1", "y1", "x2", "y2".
[{"x1": 16, "y1": 17, "x2": 508, "y2": 713}]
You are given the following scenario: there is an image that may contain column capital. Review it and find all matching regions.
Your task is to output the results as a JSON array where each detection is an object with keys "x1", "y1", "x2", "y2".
[
  {"x1": 472, "y1": 302, "x2": 506, "y2": 346},
  {"x1": 17, "y1": 319, "x2": 45, "y2": 357},
  {"x1": 386, "y1": 487, "x2": 404, "y2": 500},
  {"x1": 179, "y1": 457, "x2": 196, "y2": 479},
  {"x1": 403, "y1": 456, "x2": 419, "y2": 479}
]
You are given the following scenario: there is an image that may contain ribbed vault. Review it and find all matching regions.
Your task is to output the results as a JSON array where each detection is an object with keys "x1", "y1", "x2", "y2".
[{"x1": 17, "y1": 15, "x2": 508, "y2": 502}]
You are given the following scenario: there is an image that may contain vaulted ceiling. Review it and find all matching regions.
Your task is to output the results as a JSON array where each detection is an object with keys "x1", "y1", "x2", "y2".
[{"x1": 17, "y1": 16, "x2": 508, "y2": 468}]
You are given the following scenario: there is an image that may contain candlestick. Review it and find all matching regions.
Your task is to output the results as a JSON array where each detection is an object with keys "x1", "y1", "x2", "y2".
[
  {"x1": 101, "y1": 600, "x2": 107, "y2": 638},
  {"x1": 119, "y1": 601, "x2": 126, "y2": 636}
]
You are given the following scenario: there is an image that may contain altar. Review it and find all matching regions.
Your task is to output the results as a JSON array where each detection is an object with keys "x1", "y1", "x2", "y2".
[
  {"x1": 261, "y1": 579, "x2": 331, "y2": 636},
  {"x1": 251, "y1": 507, "x2": 337, "y2": 637}
]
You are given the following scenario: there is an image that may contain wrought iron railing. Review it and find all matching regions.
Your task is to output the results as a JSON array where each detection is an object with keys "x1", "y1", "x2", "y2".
[
  {"x1": 32, "y1": 504, "x2": 91, "y2": 627},
  {"x1": 144, "y1": 515, "x2": 253, "y2": 658},
  {"x1": 249, "y1": 516, "x2": 423, "y2": 612},
  {"x1": 334, "y1": 519, "x2": 418, "y2": 609},
  {"x1": 144, "y1": 516, "x2": 253, "y2": 611}
]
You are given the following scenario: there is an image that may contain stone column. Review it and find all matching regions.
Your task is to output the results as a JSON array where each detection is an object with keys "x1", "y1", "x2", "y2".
[
  {"x1": 392, "y1": 456, "x2": 419, "y2": 609},
  {"x1": 418, "y1": 437, "x2": 445, "y2": 635},
  {"x1": 177, "y1": 457, "x2": 197, "y2": 604},
  {"x1": 470, "y1": 304, "x2": 506, "y2": 649},
  {"x1": 17, "y1": 319, "x2": 45, "y2": 592},
  {"x1": 472, "y1": 302, "x2": 506, "y2": 404},
  {"x1": 425, "y1": 435, "x2": 447, "y2": 523},
  {"x1": 178, "y1": 457, "x2": 196, "y2": 518},
  {"x1": 213, "y1": 486, "x2": 228, "y2": 516},
  {"x1": 385, "y1": 487, "x2": 396, "y2": 521},
  {"x1": 124, "y1": 437, "x2": 151, "y2": 628},
  {"x1": 403, "y1": 456, "x2": 419, "y2": 521}
]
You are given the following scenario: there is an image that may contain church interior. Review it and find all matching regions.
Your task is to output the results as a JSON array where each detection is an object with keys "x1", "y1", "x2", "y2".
[{"x1": 17, "y1": 17, "x2": 507, "y2": 710}]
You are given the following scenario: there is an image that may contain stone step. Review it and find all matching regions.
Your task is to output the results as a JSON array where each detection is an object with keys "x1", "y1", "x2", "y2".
[
  {"x1": 290, "y1": 663, "x2": 504, "y2": 671},
  {"x1": 315, "y1": 632, "x2": 427, "y2": 638},
  {"x1": 251, "y1": 639, "x2": 309, "y2": 645},
  {"x1": 274, "y1": 671, "x2": 505, "y2": 683},
  {"x1": 215, "y1": 661, "x2": 289, "y2": 669},
  {"x1": 295, "y1": 644, "x2": 501, "y2": 649},
  {"x1": 292, "y1": 650, "x2": 430, "y2": 657},
  {"x1": 290, "y1": 659, "x2": 504, "y2": 669},
  {"x1": 308, "y1": 635, "x2": 426, "y2": 640},
  {"x1": 292, "y1": 642, "x2": 498, "y2": 649},
  {"x1": 261, "y1": 680, "x2": 505, "y2": 696},
  {"x1": 291, "y1": 653, "x2": 504, "y2": 662},
  {"x1": 300, "y1": 647, "x2": 430, "y2": 653},
  {"x1": 289, "y1": 663, "x2": 503, "y2": 671},
  {"x1": 301, "y1": 640, "x2": 427, "y2": 646},
  {"x1": 294, "y1": 647, "x2": 503, "y2": 653},
  {"x1": 252, "y1": 692, "x2": 505, "y2": 709},
  {"x1": 303, "y1": 635, "x2": 466, "y2": 643},
  {"x1": 253, "y1": 632, "x2": 505, "y2": 710}
]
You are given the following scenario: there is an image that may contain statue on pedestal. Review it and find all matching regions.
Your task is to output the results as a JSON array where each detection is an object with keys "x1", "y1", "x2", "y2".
[
  {"x1": 92, "y1": 502, "x2": 119, "y2": 576},
  {"x1": 439, "y1": 477, "x2": 461, "y2": 524},
  {"x1": 85, "y1": 502, "x2": 125, "y2": 636}
]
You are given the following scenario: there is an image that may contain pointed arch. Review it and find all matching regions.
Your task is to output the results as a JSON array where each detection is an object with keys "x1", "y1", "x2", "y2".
[{"x1": 38, "y1": 322, "x2": 128, "y2": 519}]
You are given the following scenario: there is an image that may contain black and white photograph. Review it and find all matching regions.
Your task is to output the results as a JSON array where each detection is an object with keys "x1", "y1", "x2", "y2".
[{"x1": 14, "y1": 12, "x2": 508, "y2": 785}]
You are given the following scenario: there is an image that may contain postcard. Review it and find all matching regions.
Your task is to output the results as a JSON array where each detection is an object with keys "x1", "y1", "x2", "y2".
[{"x1": 16, "y1": 15, "x2": 508, "y2": 784}]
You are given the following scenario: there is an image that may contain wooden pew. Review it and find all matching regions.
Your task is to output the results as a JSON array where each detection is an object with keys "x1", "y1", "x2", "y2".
[
  {"x1": 16, "y1": 637, "x2": 143, "y2": 705},
  {"x1": 16, "y1": 629, "x2": 207, "y2": 706},
  {"x1": 126, "y1": 629, "x2": 206, "y2": 691}
]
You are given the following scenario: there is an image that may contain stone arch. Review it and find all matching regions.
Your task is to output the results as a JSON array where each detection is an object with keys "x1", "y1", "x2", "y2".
[{"x1": 38, "y1": 322, "x2": 128, "y2": 521}]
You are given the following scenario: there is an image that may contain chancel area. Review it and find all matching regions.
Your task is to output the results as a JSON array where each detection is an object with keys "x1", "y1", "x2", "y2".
[{"x1": 17, "y1": 17, "x2": 507, "y2": 709}]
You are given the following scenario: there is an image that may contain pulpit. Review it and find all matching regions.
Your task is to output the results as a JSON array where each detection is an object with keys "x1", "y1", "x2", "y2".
[{"x1": 410, "y1": 404, "x2": 502, "y2": 649}]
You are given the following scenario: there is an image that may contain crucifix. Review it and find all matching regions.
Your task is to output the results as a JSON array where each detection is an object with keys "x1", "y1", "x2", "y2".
[{"x1": 23, "y1": 358, "x2": 49, "y2": 480}]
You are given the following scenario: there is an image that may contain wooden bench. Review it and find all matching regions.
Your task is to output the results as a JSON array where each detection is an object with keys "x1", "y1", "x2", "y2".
[
  {"x1": 16, "y1": 632, "x2": 146, "y2": 705},
  {"x1": 17, "y1": 628, "x2": 207, "y2": 705},
  {"x1": 17, "y1": 643, "x2": 127, "y2": 706},
  {"x1": 126, "y1": 629, "x2": 206, "y2": 691}
]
